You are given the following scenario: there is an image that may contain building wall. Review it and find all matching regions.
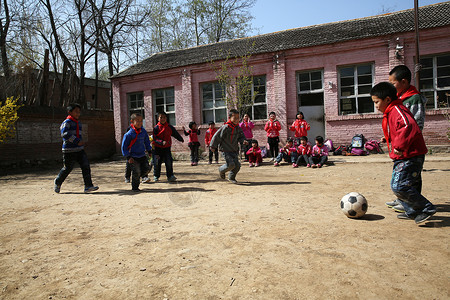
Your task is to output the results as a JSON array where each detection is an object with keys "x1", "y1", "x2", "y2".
[{"x1": 112, "y1": 26, "x2": 450, "y2": 154}]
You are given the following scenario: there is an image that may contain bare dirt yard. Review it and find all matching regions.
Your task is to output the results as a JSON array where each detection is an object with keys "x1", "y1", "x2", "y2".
[{"x1": 1, "y1": 154, "x2": 449, "y2": 299}]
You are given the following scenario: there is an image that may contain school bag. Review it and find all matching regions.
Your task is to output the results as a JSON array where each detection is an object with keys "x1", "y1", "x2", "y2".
[
  {"x1": 324, "y1": 139, "x2": 335, "y2": 152},
  {"x1": 333, "y1": 145, "x2": 349, "y2": 155},
  {"x1": 365, "y1": 139, "x2": 383, "y2": 154},
  {"x1": 351, "y1": 134, "x2": 366, "y2": 149},
  {"x1": 260, "y1": 145, "x2": 267, "y2": 158},
  {"x1": 350, "y1": 147, "x2": 368, "y2": 156}
]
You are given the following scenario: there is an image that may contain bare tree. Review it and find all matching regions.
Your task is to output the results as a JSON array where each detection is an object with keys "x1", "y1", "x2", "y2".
[{"x1": 0, "y1": 0, "x2": 11, "y2": 78}]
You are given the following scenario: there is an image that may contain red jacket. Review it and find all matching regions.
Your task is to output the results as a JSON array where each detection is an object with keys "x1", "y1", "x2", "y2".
[
  {"x1": 246, "y1": 146, "x2": 262, "y2": 156},
  {"x1": 264, "y1": 120, "x2": 281, "y2": 137},
  {"x1": 289, "y1": 119, "x2": 310, "y2": 137},
  {"x1": 153, "y1": 122, "x2": 184, "y2": 148},
  {"x1": 297, "y1": 144, "x2": 312, "y2": 155},
  {"x1": 204, "y1": 128, "x2": 218, "y2": 146},
  {"x1": 383, "y1": 101, "x2": 427, "y2": 160}
]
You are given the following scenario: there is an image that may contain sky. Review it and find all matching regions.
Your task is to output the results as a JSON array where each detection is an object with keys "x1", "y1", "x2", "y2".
[{"x1": 250, "y1": 0, "x2": 445, "y2": 35}]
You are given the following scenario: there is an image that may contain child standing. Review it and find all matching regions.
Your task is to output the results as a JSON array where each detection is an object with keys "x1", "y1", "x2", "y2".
[
  {"x1": 183, "y1": 121, "x2": 201, "y2": 166},
  {"x1": 205, "y1": 121, "x2": 219, "y2": 164},
  {"x1": 210, "y1": 109, "x2": 248, "y2": 184},
  {"x1": 289, "y1": 111, "x2": 310, "y2": 146},
  {"x1": 54, "y1": 103, "x2": 99, "y2": 193},
  {"x1": 246, "y1": 140, "x2": 262, "y2": 167},
  {"x1": 309, "y1": 136, "x2": 329, "y2": 168},
  {"x1": 153, "y1": 112, "x2": 184, "y2": 182},
  {"x1": 121, "y1": 113, "x2": 152, "y2": 192},
  {"x1": 239, "y1": 113, "x2": 255, "y2": 161},
  {"x1": 264, "y1": 111, "x2": 281, "y2": 161},
  {"x1": 371, "y1": 82, "x2": 436, "y2": 224},
  {"x1": 274, "y1": 137, "x2": 298, "y2": 167},
  {"x1": 296, "y1": 136, "x2": 312, "y2": 167}
]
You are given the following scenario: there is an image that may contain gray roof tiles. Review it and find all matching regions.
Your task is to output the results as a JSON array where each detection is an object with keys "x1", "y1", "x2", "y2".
[{"x1": 112, "y1": 2, "x2": 450, "y2": 79}]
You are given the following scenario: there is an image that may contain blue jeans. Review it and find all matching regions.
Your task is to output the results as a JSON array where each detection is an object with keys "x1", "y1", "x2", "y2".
[
  {"x1": 153, "y1": 147, "x2": 174, "y2": 179},
  {"x1": 275, "y1": 152, "x2": 298, "y2": 163},
  {"x1": 219, "y1": 152, "x2": 240, "y2": 180},
  {"x1": 391, "y1": 155, "x2": 436, "y2": 216},
  {"x1": 55, "y1": 150, "x2": 93, "y2": 187}
]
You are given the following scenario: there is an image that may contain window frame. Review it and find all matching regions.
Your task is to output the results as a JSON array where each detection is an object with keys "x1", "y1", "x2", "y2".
[
  {"x1": 296, "y1": 69, "x2": 324, "y2": 107},
  {"x1": 242, "y1": 75, "x2": 267, "y2": 120},
  {"x1": 338, "y1": 63, "x2": 375, "y2": 115},
  {"x1": 152, "y1": 87, "x2": 176, "y2": 125},
  {"x1": 419, "y1": 53, "x2": 450, "y2": 110},
  {"x1": 201, "y1": 81, "x2": 228, "y2": 124},
  {"x1": 127, "y1": 92, "x2": 145, "y2": 125}
]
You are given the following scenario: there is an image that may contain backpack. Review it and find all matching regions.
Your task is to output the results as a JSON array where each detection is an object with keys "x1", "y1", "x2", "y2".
[
  {"x1": 365, "y1": 139, "x2": 383, "y2": 154},
  {"x1": 260, "y1": 146, "x2": 267, "y2": 158},
  {"x1": 333, "y1": 145, "x2": 348, "y2": 155},
  {"x1": 324, "y1": 139, "x2": 335, "y2": 152},
  {"x1": 351, "y1": 134, "x2": 366, "y2": 149},
  {"x1": 351, "y1": 147, "x2": 368, "y2": 156}
]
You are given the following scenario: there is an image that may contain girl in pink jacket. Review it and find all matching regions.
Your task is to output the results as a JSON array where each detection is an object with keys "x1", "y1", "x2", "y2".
[{"x1": 264, "y1": 111, "x2": 281, "y2": 161}]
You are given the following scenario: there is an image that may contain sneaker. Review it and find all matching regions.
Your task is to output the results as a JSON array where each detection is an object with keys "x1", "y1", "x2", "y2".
[
  {"x1": 397, "y1": 212, "x2": 415, "y2": 220},
  {"x1": 414, "y1": 211, "x2": 436, "y2": 224},
  {"x1": 54, "y1": 181, "x2": 61, "y2": 193},
  {"x1": 168, "y1": 175, "x2": 177, "y2": 182},
  {"x1": 125, "y1": 178, "x2": 131, "y2": 183},
  {"x1": 317, "y1": 164, "x2": 322, "y2": 168},
  {"x1": 292, "y1": 163, "x2": 298, "y2": 168},
  {"x1": 142, "y1": 177, "x2": 151, "y2": 183},
  {"x1": 255, "y1": 163, "x2": 260, "y2": 167},
  {"x1": 249, "y1": 163, "x2": 254, "y2": 167},
  {"x1": 191, "y1": 162, "x2": 194, "y2": 166},
  {"x1": 84, "y1": 186, "x2": 99, "y2": 193},
  {"x1": 385, "y1": 199, "x2": 399, "y2": 208},
  {"x1": 228, "y1": 178, "x2": 238, "y2": 184},
  {"x1": 208, "y1": 161, "x2": 212, "y2": 165},
  {"x1": 219, "y1": 171, "x2": 226, "y2": 179},
  {"x1": 274, "y1": 162, "x2": 280, "y2": 166},
  {"x1": 215, "y1": 161, "x2": 219, "y2": 164},
  {"x1": 392, "y1": 204, "x2": 405, "y2": 213},
  {"x1": 306, "y1": 164, "x2": 311, "y2": 168},
  {"x1": 153, "y1": 176, "x2": 159, "y2": 182},
  {"x1": 132, "y1": 188, "x2": 140, "y2": 193}
]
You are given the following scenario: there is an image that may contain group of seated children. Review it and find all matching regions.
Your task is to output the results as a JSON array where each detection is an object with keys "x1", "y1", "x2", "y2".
[{"x1": 273, "y1": 135, "x2": 328, "y2": 168}]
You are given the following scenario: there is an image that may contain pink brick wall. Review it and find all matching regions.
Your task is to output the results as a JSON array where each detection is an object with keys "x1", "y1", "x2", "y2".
[{"x1": 112, "y1": 26, "x2": 450, "y2": 154}]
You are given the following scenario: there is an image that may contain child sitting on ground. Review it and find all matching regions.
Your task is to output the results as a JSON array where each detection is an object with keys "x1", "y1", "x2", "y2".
[
  {"x1": 274, "y1": 137, "x2": 298, "y2": 167},
  {"x1": 210, "y1": 109, "x2": 248, "y2": 184},
  {"x1": 205, "y1": 121, "x2": 219, "y2": 164},
  {"x1": 121, "y1": 113, "x2": 152, "y2": 192},
  {"x1": 309, "y1": 136, "x2": 328, "y2": 168},
  {"x1": 153, "y1": 112, "x2": 184, "y2": 182},
  {"x1": 183, "y1": 121, "x2": 201, "y2": 166},
  {"x1": 296, "y1": 136, "x2": 312, "y2": 167},
  {"x1": 246, "y1": 140, "x2": 262, "y2": 167},
  {"x1": 289, "y1": 111, "x2": 310, "y2": 146},
  {"x1": 370, "y1": 82, "x2": 436, "y2": 224}
]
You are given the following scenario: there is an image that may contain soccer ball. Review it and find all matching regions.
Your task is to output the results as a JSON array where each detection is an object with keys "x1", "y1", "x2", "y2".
[{"x1": 340, "y1": 192, "x2": 368, "y2": 218}]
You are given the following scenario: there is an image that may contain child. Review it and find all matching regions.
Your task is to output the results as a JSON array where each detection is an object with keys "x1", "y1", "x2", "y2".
[
  {"x1": 124, "y1": 125, "x2": 151, "y2": 183},
  {"x1": 289, "y1": 111, "x2": 310, "y2": 146},
  {"x1": 153, "y1": 112, "x2": 184, "y2": 182},
  {"x1": 370, "y1": 82, "x2": 436, "y2": 224},
  {"x1": 309, "y1": 136, "x2": 328, "y2": 168},
  {"x1": 121, "y1": 113, "x2": 152, "y2": 192},
  {"x1": 389, "y1": 65, "x2": 426, "y2": 130},
  {"x1": 210, "y1": 109, "x2": 248, "y2": 184},
  {"x1": 239, "y1": 113, "x2": 255, "y2": 161},
  {"x1": 54, "y1": 103, "x2": 99, "y2": 193},
  {"x1": 296, "y1": 136, "x2": 312, "y2": 167},
  {"x1": 274, "y1": 137, "x2": 298, "y2": 167},
  {"x1": 264, "y1": 111, "x2": 281, "y2": 161},
  {"x1": 183, "y1": 121, "x2": 201, "y2": 166},
  {"x1": 246, "y1": 140, "x2": 262, "y2": 167},
  {"x1": 205, "y1": 121, "x2": 219, "y2": 164}
]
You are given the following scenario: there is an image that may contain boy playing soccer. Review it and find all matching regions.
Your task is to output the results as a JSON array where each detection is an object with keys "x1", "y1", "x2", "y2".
[
  {"x1": 54, "y1": 103, "x2": 99, "y2": 193},
  {"x1": 121, "y1": 113, "x2": 152, "y2": 192},
  {"x1": 152, "y1": 112, "x2": 184, "y2": 182},
  {"x1": 210, "y1": 109, "x2": 248, "y2": 184},
  {"x1": 370, "y1": 82, "x2": 436, "y2": 224}
]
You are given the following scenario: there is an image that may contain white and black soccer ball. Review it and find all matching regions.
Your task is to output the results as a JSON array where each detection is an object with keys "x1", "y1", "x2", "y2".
[{"x1": 340, "y1": 192, "x2": 368, "y2": 218}]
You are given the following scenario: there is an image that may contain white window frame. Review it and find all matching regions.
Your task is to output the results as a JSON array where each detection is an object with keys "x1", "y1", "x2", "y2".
[
  {"x1": 201, "y1": 81, "x2": 227, "y2": 124},
  {"x1": 338, "y1": 63, "x2": 375, "y2": 115},
  {"x1": 242, "y1": 75, "x2": 267, "y2": 120},
  {"x1": 297, "y1": 69, "x2": 324, "y2": 107},
  {"x1": 420, "y1": 53, "x2": 450, "y2": 109},
  {"x1": 153, "y1": 87, "x2": 176, "y2": 125},
  {"x1": 127, "y1": 92, "x2": 145, "y2": 126}
]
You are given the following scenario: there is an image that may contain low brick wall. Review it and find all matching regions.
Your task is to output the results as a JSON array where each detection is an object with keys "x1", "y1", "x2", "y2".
[{"x1": 0, "y1": 106, "x2": 115, "y2": 171}]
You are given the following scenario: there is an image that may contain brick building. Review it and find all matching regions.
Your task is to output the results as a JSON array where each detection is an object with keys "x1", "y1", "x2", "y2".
[{"x1": 111, "y1": 2, "x2": 450, "y2": 153}]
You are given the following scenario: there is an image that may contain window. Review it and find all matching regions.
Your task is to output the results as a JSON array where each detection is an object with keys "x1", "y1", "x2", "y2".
[
  {"x1": 338, "y1": 64, "x2": 374, "y2": 115},
  {"x1": 420, "y1": 53, "x2": 450, "y2": 109},
  {"x1": 153, "y1": 87, "x2": 176, "y2": 125},
  {"x1": 241, "y1": 75, "x2": 267, "y2": 120},
  {"x1": 128, "y1": 92, "x2": 145, "y2": 122},
  {"x1": 202, "y1": 82, "x2": 227, "y2": 123},
  {"x1": 297, "y1": 70, "x2": 324, "y2": 106}
]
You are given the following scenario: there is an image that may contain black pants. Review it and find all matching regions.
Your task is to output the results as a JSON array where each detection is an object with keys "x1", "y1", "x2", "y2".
[
  {"x1": 189, "y1": 143, "x2": 200, "y2": 163},
  {"x1": 309, "y1": 155, "x2": 328, "y2": 166},
  {"x1": 209, "y1": 147, "x2": 219, "y2": 163},
  {"x1": 153, "y1": 147, "x2": 174, "y2": 179},
  {"x1": 55, "y1": 150, "x2": 93, "y2": 187},
  {"x1": 268, "y1": 137, "x2": 280, "y2": 158},
  {"x1": 242, "y1": 139, "x2": 252, "y2": 160},
  {"x1": 130, "y1": 156, "x2": 149, "y2": 190},
  {"x1": 296, "y1": 154, "x2": 311, "y2": 166}
]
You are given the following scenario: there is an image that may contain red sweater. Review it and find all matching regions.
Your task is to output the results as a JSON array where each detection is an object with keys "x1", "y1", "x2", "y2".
[
  {"x1": 246, "y1": 146, "x2": 262, "y2": 156},
  {"x1": 297, "y1": 144, "x2": 312, "y2": 155},
  {"x1": 383, "y1": 101, "x2": 427, "y2": 160},
  {"x1": 204, "y1": 128, "x2": 218, "y2": 146},
  {"x1": 289, "y1": 119, "x2": 310, "y2": 137},
  {"x1": 264, "y1": 119, "x2": 281, "y2": 137}
]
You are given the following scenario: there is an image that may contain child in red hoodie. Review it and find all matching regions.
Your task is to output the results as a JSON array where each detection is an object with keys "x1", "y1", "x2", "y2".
[
  {"x1": 371, "y1": 82, "x2": 436, "y2": 224},
  {"x1": 205, "y1": 121, "x2": 219, "y2": 164},
  {"x1": 264, "y1": 111, "x2": 281, "y2": 161},
  {"x1": 246, "y1": 140, "x2": 262, "y2": 167},
  {"x1": 183, "y1": 121, "x2": 201, "y2": 166},
  {"x1": 289, "y1": 111, "x2": 310, "y2": 146}
]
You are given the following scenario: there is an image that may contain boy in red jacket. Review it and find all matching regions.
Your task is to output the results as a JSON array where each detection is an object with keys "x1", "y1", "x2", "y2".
[
  {"x1": 205, "y1": 121, "x2": 219, "y2": 164},
  {"x1": 371, "y1": 82, "x2": 436, "y2": 224}
]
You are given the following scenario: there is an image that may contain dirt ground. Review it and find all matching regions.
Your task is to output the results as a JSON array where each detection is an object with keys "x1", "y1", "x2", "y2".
[{"x1": 0, "y1": 153, "x2": 449, "y2": 300}]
